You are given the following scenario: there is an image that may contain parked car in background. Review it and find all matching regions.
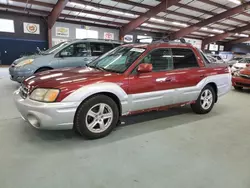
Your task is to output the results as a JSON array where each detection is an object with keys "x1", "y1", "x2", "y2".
[
  {"x1": 228, "y1": 56, "x2": 244, "y2": 67},
  {"x1": 206, "y1": 55, "x2": 220, "y2": 64},
  {"x1": 231, "y1": 56, "x2": 250, "y2": 75},
  {"x1": 14, "y1": 41, "x2": 231, "y2": 139},
  {"x1": 232, "y1": 64, "x2": 250, "y2": 90},
  {"x1": 211, "y1": 54, "x2": 224, "y2": 64},
  {"x1": 9, "y1": 39, "x2": 121, "y2": 83}
]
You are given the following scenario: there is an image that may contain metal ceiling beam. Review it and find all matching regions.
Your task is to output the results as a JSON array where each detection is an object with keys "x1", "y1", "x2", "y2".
[
  {"x1": 226, "y1": 37, "x2": 250, "y2": 45},
  {"x1": 112, "y1": 0, "x2": 244, "y2": 27},
  {"x1": 120, "y1": 0, "x2": 181, "y2": 37},
  {"x1": 48, "y1": 0, "x2": 69, "y2": 29},
  {"x1": 11, "y1": 0, "x2": 54, "y2": 8},
  {"x1": 202, "y1": 24, "x2": 250, "y2": 45},
  {"x1": 170, "y1": 2, "x2": 250, "y2": 40},
  {"x1": 0, "y1": 4, "x2": 48, "y2": 15}
]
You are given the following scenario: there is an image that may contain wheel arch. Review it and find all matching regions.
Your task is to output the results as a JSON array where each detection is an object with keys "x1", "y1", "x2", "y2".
[
  {"x1": 206, "y1": 82, "x2": 218, "y2": 103},
  {"x1": 35, "y1": 66, "x2": 53, "y2": 73}
]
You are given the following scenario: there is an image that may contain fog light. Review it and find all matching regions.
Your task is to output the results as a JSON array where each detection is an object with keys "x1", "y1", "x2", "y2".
[{"x1": 27, "y1": 114, "x2": 40, "y2": 128}]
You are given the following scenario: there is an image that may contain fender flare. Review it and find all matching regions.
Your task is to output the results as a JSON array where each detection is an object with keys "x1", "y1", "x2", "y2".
[{"x1": 62, "y1": 82, "x2": 130, "y2": 114}]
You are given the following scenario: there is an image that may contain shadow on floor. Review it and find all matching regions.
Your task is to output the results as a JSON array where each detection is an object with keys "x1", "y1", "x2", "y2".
[{"x1": 18, "y1": 105, "x2": 221, "y2": 150}]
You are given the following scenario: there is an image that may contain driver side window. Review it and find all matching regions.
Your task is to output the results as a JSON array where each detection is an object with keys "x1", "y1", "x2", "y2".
[
  {"x1": 140, "y1": 48, "x2": 173, "y2": 72},
  {"x1": 60, "y1": 43, "x2": 89, "y2": 57}
]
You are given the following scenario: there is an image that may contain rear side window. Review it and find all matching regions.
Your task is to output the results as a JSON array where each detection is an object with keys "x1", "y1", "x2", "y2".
[
  {"x1": 172, "y1": 48, "x2": 199, "y2": 69},
  {"x1": 90, "y1": 42, "x2": 116, "y2": 56}
]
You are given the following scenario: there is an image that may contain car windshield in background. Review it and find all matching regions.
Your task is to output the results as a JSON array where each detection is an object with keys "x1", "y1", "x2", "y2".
[
  {"x1": 239, "y1": 58, "x2": 250, "y2": 63},
  {"x1": 42, "y1": 42, "x2": 69, "y2": 54},
  {"x1": 88, "y1": 46, "x2": 145, "y2": 73}
]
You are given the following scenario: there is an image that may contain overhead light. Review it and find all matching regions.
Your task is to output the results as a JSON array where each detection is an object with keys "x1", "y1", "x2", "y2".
[
  {"x1": 85, "y1": 5, "x2": 97, "y2": 10},
  {"x1": 212, "y1": 29, "x2": 224, "y2": 33},
  {"x1": 149, "y1": 18, "x2": 165, "y2": 22},
  {"x1": 124, "y1": 13, "x2": 136, "y2": 17},
  {"x1": 69, "y1": 2, "x2": 85, "y2": 8},
  {"x1": 111, "y1": 10, "x2": 124, "y2": 15},
  {"x1": 235, "y1": 33, "x2": 249, "y2": 37},
  {"x1": 173, "y1": 22, "x2": 188, "y2": 27},
  {"x1": 201, "y1": 27, "x2": 208, "y2": 30},
  {"x1": 141, "y1": 23, "x2": 147, "y2": 26},
  {"x1": 228, "y1": 0, "x2": 241, "y2": 5},
  {"x1": 209, "y1": 34, "x2": 215, "y2": 37}
]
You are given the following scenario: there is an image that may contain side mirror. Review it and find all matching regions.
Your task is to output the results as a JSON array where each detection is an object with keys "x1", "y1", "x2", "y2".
[
  {"x1": 60, "y1": 51, "x2": 70, "y2": 57},
  {"x1": 246, "y1": 64, "x2": 250, "y2": 67},
  {"x1": 137, "y1": 63, "x2": 153, "y2": 73}
]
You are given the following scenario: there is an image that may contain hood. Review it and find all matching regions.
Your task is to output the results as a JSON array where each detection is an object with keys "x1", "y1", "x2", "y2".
[
  {"x1": 23, "y1": 67, "x2": 121, "y2": 90},
  {"x1": 12, "y1": 54, "x2": 42, "y2": 65},
  {"x1": 234, "y1": 62, "x2": 247, "y2": 68},
  {"x1": 240, "y1": 67, "x2": 250, "y2": 75}
]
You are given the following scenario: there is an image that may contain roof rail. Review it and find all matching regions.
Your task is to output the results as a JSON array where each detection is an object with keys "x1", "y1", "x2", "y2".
[
  {"x1": 81, "y1": 38, "x2": 123, "y2": 43},
  {"x1": 135, "y1": 36, "x2": 188, "y2": 44}
]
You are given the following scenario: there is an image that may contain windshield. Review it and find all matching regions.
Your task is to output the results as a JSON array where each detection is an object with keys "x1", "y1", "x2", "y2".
[
  {"x1": 42, "y1": 42, "x2": 69, "y2": 54},
  {"x1": 88, "y1": 46, "x2": 145, "y2": 73},
  {"x1": 233, "y1": 57, "x2": 243, "y2": 60},
  {"x1": 239, "y1": 58, "x2": 250, "y2": 63}
]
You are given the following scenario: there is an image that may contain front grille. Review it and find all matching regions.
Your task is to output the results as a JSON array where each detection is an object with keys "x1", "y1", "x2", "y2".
[
  {"x1": 19, "y1": 84, "x2": 29, "y2": 99},
  {"x1": 240, "y1": 74, "x2": 250, "y2": 80},
  {"x1": 236, "y1": 82, "x2": 250, "y2": 88}
]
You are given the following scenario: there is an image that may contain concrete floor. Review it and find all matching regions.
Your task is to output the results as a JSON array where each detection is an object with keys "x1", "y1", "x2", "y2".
[{"x1": 1, "y1": 67, "x2": 250, "y2": 188}]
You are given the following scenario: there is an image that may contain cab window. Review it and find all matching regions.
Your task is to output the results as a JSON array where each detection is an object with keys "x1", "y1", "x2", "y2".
[
  {"x1": 140, "y1": 48, "x2": 173, "y2": 72},
  {"x1": 172, "y1": 48, "x2": 199, "y2": 69}
]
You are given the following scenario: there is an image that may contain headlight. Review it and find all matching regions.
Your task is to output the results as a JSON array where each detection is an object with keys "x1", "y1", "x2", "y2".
[
  {"x1": 30, "y1": 88, "x2": 60, "y2": 102},
  {"x1": 15, "y1": 59, "x2": 34, "y2": 67}
]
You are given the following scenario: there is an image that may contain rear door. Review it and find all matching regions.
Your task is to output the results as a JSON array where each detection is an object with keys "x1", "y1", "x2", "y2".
[
  {"x1": 57, "y1": 42, "x2": 91, "y2": 68},
  {"x1": 170, "y1": 48, "x2": 208, "y2": 103}
]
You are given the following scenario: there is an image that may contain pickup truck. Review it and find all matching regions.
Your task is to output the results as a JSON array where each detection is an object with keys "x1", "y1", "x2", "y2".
[{"x1": 13, "y1": 41, "x2": 231, "y2": 139}]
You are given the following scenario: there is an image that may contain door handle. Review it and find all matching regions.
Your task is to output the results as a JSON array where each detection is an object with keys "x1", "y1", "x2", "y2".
[{"x1": 165, "y1": 78, "x2": 172, "y2": 82}]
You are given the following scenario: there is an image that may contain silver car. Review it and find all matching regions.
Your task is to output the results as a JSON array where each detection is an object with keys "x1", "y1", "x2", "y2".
[{"x1": 9, "y1": 39, "x2": 121, "y2": 82}]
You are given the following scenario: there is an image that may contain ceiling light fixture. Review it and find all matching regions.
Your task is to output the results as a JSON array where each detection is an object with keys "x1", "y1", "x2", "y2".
[
  {"x1": 111, "y1": 10, "x2": 124, "y2": 15},
  {"x1": 149, "y1": 18, "x2": 165, "y2": 22},
  {"x1": 69, "y1": 2, "x2": 85, "y2": 8},
  {"x1": 235, "y1": 33, "x2": 249, "y2": 37},
  {"x1": 201, "y1": 27, "x2": 208, "y2": 30},
  {"x1": 212, "y1": 29, "x2": 224, "y2": 33},
  {"x1": 209, "y1": 34, "x2": 215, "y2": 37},
  {"x1": 228, "y1": 0, "x2": 241, "y2": 5},
  {"x1": 124, "y1": 13, "x2": 136, "y2": 17},
  {"x1": 172, "y1": 22, "x2": 188, "y2": 27}
]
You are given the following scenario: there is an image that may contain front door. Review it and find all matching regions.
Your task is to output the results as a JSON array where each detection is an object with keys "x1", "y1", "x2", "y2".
[
  {"x1": 128, "y1": 48, "x2": 178, "y2": 112},
  {"x1": 57, "y1": 42, "x2": 92, "y2": 68}
]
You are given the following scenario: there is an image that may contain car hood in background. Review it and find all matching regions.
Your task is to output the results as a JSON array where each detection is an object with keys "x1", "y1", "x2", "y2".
[
  {"x1": 12, "y1": 55, "x2": 42, "y2": 65},
  {"x1": 240, "y1": 67, "x2": 250, "y2": 75}
]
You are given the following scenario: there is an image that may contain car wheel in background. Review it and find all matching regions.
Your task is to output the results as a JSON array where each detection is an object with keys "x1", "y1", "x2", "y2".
[
  {"x1": 191, "y1": 85, "x2": 215, "y2": 114},
  {"x1": 234, "y1": 86, "x2": 243, "y2": 91},
  {"x1": 74, "y1": 95, "x2": 119, "y2": 139}
]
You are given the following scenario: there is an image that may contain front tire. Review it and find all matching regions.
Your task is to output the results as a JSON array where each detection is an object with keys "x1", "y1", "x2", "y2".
[
  {"x1": 191, "y1": 85, "x2": 215, "y2": 114},
  {"x1": 74, "y1": 95, "x2": 119, "y2": 139}
]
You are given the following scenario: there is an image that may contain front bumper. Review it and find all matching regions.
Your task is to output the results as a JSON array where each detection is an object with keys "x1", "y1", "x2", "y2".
[
  {"x1": 232, "y1": 76, "x2": 250, "y2": 88},
  {"x1": 9, "y1": 67, "x2": 34, "y2": 83},
  {"x1": 14, "y1": 90, "x2": 79, "y2": 130}
]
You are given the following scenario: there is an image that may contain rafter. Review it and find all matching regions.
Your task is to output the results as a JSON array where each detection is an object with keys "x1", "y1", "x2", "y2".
[
  {"x1": 120, "y1": 0, "x2": 181, "y2": 37},
  {"x1": 203, "y1": 24, "x2": 250, "y2": 45},
  {"x1": 48, "y1": 0, "x2": 69, "y2": 29},
  {"x1": 170, "y1": 2, "x2": 250, "y2": 40}
]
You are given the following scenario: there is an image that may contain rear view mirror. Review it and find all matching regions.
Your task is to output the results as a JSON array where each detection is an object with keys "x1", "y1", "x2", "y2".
[{"x1": 137, "y1": 63, "x2": 153, "y2": 73}]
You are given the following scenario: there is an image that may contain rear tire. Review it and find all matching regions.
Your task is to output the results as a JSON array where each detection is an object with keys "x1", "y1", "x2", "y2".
[
  {"x1": 234, "y1": 86, "x2": 243, "y2": 91},
  {"x1": 74, "y1": 95, "x2": 119, "y2": 139},
  {"x1": 191, "y1": 85, "x2": 215, "y2": 114}
]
